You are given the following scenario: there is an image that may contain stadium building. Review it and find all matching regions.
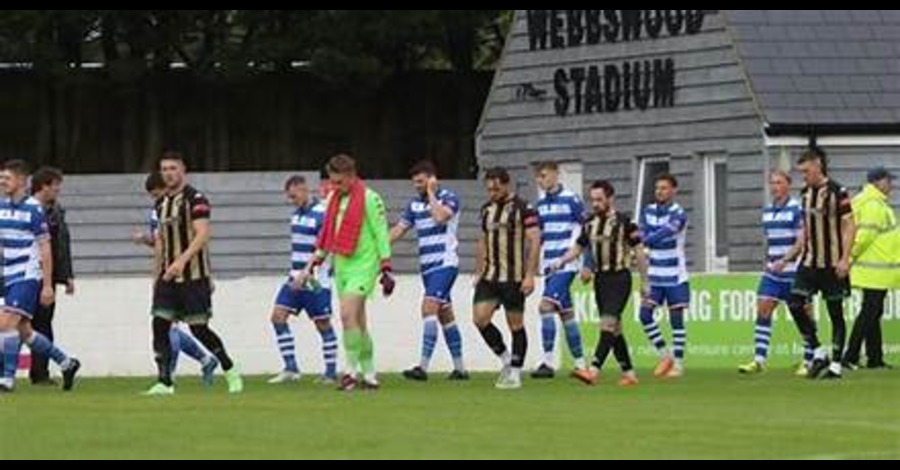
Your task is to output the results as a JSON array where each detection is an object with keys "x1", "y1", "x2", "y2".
[{"x1": 477, "y1": 9, "x2": 900, "y2": 273}]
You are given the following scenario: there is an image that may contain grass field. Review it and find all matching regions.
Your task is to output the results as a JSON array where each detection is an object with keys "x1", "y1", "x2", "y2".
[{"x1": 1, "y1": 369, "x2": 898, "y2": 460}]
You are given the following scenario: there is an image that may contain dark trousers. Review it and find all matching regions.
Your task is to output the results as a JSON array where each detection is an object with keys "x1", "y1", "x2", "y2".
[
  {"x1": 30, "y1": 301, "x2": 56, "y2": 383},
  {"x1": 846, "y1": 289, "x2": 886, "y2": 366}
]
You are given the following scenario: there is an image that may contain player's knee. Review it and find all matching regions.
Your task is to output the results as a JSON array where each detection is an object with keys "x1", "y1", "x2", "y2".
[
  {"x1": 271, "y1": 310, "x2": 289, "y2": 324},
  {"x1": 422, "y1": 299, "x2": 442, "y2": 316},
  {"x1": 506, "y1": 315, "x2": 525, "y2": 331},
  {"x1": 669, "y1": 310, "x2": 686, "y2": 329},
  {"x1": 188, "y1": 324, "x2": 211, "y2": 338},
  {"x1": 188, "y1": 324, "x2": 205, "y2": 335},
  {"x1": 17, "y1": 321, "x2": 33, "y2": 338},
  {"x1": 539, "y1": 300, "x2": 557, "y2": 314},
  {"x1": 314, "y1": 319, "x2": 332, "y2": 333},
  {"x1": 437, "y1": 307, "x2": 455, "y2": 325},
  {"x1": 152, "y1": 316, "x2": 171, "y2": 335},
  {"x1": 339, "y1": 312, "x2": 356, "y2": 329},
  {"x1": 473, "y1": 314, "x2": 489, "y2": 330},
  {"x1": 757, "y1": 300, "x2": 776, "y2": 318},
  {"x1": 826, "y1": 301, "x2": 846, "y2": 322},
  {"x1": 472, "y1": 303, "x2": 495, "y2": 328},
  {"x1": 787, "y1": 297, "x2": 806, "y2": 315},
  {"x1": 757, "y1": 302, "x2": 776, "y2": 319},
  {"x1": 560, "y1": 310, "x2": 576, "y2": 323},
  {"x1": 600, "y1": 316, "x2": 619, "y2": 334}
]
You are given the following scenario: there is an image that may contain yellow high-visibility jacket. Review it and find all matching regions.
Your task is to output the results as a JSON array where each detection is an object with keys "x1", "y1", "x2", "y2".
[{"x1": 851, "y1": 184, "x2": 900, "y2": 290}]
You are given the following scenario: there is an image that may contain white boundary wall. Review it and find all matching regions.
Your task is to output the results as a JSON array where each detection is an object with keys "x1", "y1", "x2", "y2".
[{"x1": 52, "y1": 275, "x2": 549, "y2": 378}]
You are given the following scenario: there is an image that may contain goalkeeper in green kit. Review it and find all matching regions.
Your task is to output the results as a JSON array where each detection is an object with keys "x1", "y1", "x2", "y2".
[{"x1": 298, "y1": 154, "x2": 395, "y2": 391}]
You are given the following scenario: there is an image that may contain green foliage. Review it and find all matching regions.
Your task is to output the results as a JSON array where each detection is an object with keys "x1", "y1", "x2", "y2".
[{"x1": 0, "y1": 10, "x2": 513, "y2": 83}]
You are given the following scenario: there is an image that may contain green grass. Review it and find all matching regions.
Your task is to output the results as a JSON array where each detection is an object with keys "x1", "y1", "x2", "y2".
[{"x1": 1, "y1": 370, "x2": 899, "y2": 460}]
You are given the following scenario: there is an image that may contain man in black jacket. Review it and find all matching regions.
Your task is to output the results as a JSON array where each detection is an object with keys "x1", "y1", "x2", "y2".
[{"x1": 29, "y1": 167, "x2": 75, "y2": 385}]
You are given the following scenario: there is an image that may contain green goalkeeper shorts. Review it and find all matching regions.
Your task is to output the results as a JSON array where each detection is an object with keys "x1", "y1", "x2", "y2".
[{"x1": 335, "y1": 268, "x2": 379, "y2": 298}]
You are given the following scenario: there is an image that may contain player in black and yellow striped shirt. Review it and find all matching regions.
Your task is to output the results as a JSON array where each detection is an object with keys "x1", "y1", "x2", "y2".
[
  {"x1": 473, "y1": 167, "x2": 541, "y2": 390},
  {"x1": 782, "y1": 147, "x2": 857, "y2": 380},
  {"x1": 146, "y1": 152, "x2": 243, "y2": 396},
  {"x1": 551, "y1": 181, "x2": 649, "y2": 387}
]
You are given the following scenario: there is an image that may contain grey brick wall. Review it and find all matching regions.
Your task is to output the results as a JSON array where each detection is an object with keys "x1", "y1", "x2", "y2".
[{"x1": 62, "y1": 174, "x2": 484, "y2": 278}]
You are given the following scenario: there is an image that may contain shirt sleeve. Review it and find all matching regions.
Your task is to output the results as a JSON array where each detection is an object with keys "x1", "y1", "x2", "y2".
[
  {"x1": 625, "y1": 220, "x2": 643, "y2": 248},
  {"x1": 439, "y1": 191, "x2": 461, "y2": 215},
  {"x1": 576, "y1": 221, "x2": 591, "y2": 248},
  {"x1": 522, "y1": 203, "x2": 540, "y2": 230},
  {"x1": 190, "y1": 193, "x2": 212, "y2": 220},
  {"x1": 398, "y1": 201, "x2": 415, "y2": 229},
  {"x1": 32, "y1": 206, "x2": 49, "y2": 240},
  {"x1": 366, "y1": 191, "x2": 392, "y2": 263},
  {"x1": 148, "y1": 209, "x2": 160, "y2": 237},
  {"x1": 837, "y1": 187, "x2": 853, "y2": 219},
  {"x1": 670, "y1": 207, "x2": 688, "y2": 233}
]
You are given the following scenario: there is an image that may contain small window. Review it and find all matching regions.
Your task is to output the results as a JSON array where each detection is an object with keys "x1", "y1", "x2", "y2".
[
  {"x1": 636, "y1": 157, "x2": 671, "y2": 214},
  {"x1": 705, "y1": 156, "x2": 729, "y2": 272}
]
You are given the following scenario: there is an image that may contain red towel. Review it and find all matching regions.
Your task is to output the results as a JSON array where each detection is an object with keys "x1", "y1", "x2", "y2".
[{"x1": 318, "y1": 178, "x2": 366, "y2": 257}]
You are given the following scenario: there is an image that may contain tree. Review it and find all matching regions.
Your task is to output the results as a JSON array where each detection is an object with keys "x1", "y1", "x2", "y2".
[
  {"x1": 0, "y1": 10, "x2": 511, "y2": 174},
  {"x1": 0, "y1": 10, "x2": 514, "y2": 77}
]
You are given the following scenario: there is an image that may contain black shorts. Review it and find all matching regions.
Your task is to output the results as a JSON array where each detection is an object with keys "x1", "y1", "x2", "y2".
[
  {"x1": 792, "y1": 267, "x2": 850, "y2": 302},
  {"x1": 474, "y1": 281, "x2": 526, "y2": 314},
  {"x1": 594, "y1": 271, "x2": 633, "y2": 318},
  {"x1": 152, "y1": 279, "x2": 213, "y2": 324}
]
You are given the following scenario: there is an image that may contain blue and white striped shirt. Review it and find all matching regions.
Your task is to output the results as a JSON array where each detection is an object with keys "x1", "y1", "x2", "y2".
[
  {"x1": 290, "y1": 200, "x2": 331, "y2": 290},
  {"x1": 147, "y1": 206, "x2": 160, "y2": 238},
  {"x1": 0, "y1": 196, "x2": 48, "y2": 287},
  {"x1": 537, "y1": 186, "x2": 586, "y2": 274},
  {"x1": 641, "y1": 202, "x2": 689, "y2": 287},
  {"x1": 399, "y1": 188, "x2": 461, "y2": 275},
  {"x1": 762, "y1": 198, "x2": 803, "y2": 283}
]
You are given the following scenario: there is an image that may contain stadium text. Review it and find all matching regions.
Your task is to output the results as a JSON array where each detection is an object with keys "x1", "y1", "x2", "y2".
[{"x1": 525, "y1": 10, "x2": 706, "y2": 117}]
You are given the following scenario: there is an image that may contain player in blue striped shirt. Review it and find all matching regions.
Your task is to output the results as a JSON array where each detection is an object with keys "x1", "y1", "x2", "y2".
[
  {"x1": 739, "y1": 171, "x2": 814, "y2": 376},
  {"x1": 391, "y1": 161, "x2": 468, "y2": 382},
  {"x1": 133, "y1": 173, "x2": 167, "y2": 249},
  {"x1": 532, "y1": 162, "x2": 590, "y2": 380},
  {"x1": 639, "y1": 174, "x2": 689, "y2": 379},
  {"x1": 268, "y1": 175, "x2": 339, "y2": 384},
  {"x1": 0, "y1": 160, "x2": 80, "y2": 393}
]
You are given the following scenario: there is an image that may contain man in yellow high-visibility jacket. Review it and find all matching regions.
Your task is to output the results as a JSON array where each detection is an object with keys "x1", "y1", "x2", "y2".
[{"x1": 847, "y1": 167, "x2": 898, "y2": 370}]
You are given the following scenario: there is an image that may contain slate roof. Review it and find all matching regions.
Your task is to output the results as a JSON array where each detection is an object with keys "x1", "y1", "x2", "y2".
[{"x1": 726, "y1": 10, "x2": 900, "y2": 133}]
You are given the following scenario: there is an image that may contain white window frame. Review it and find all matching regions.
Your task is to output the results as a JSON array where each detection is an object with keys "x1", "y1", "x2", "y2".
[
  {"x1": 704, "y1": 156, "x2": 729, "y2": 273},
  {"x1": 558, "y1": 162, "x2": 584, "y2": 199},
  {"x1": 534, "y1": 161, "x2": 584, "y2": 200},
  {"x1": 635, "y1": 156, "x2": 671, "y2": 216},
  {"x1": 764, "y1": 135, "x2": 900, "y2": 148}
]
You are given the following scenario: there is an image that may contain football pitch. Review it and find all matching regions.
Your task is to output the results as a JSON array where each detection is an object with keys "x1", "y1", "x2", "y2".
[{"x1": 1, "y1": 370, "x2": 898, "y2": 460}]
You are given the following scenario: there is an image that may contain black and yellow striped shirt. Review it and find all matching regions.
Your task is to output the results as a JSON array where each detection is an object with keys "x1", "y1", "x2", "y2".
[
  {"x1": 480, "y1": 196, "x2": 540, "y2": 283},
  {"x1": 156, "y1": 185, "x2": 212, "y2": 283},
  {"x1": 578, "y1": 212, "x2": 642, "y2": 274},
  {"x1": 800, "y1": 180, "x2": 853, "y2": 269}
]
